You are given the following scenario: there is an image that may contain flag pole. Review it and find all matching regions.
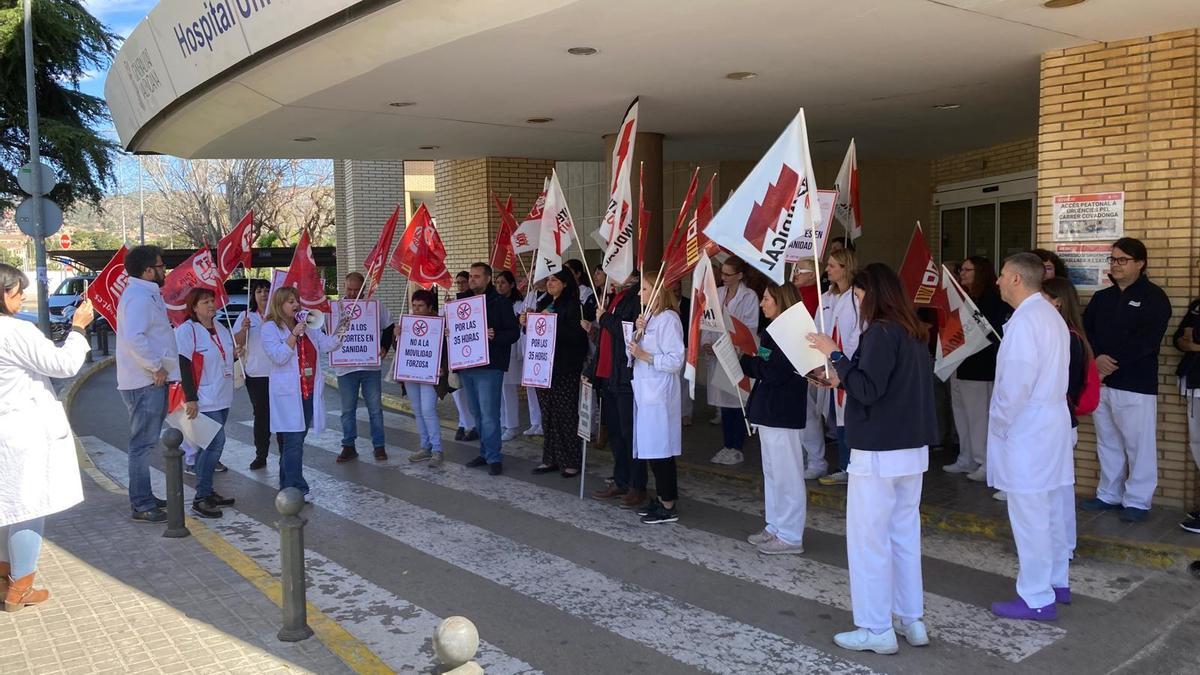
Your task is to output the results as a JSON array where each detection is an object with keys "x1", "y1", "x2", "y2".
[{"x1": 642, "y1": 166, "x2": 699, "y2": 323}]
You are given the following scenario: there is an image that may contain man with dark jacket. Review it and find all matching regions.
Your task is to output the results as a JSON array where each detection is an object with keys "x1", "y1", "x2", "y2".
[
  {"x1": 1081, "y1": 237, "x2": 1171, "y2": 522},
  {"x1": 1173, "y1": 298, "x2": 1200, "y2": 533},
  {"x1": 458, "y1": 263, "x2": 520, "y2": 475},
  {"x1": 586, "y1": 277, "x2": 646, "y2": 507}
]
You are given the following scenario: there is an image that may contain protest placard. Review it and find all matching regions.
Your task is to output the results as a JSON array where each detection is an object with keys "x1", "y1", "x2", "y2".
[
  {"x1": 394, "y1": 315, "x2": 444, "y2": 384},
  {"x1": 522, "y1": 312, "x2": 557, "y2": 388},
  {"x1": 447, "y1": 295, "x2": 490, "y2": 370},
  {"x1": 328, "y1": 300, "x2": 381, "y2": 368}
]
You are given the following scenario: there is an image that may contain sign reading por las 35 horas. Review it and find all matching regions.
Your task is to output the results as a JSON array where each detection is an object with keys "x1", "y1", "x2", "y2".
[
  {"x1": 522, "y1": 312, "x2": 558, "y2": 389},
  {"x1": 447, "y1": 295, "x2": 490, "y2": 371}
]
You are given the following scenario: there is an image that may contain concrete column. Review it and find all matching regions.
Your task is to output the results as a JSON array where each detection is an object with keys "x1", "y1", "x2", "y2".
[
  {"x1": 333, "y1": 159, "x2": 405, "y2": 316},
  {"x1": 604, "y1": 132, "x2": 664, "y2": 262}
]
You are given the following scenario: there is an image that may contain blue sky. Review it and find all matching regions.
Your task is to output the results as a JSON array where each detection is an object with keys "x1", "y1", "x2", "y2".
[{"x1": 79, "y1": 1, "x2": 154, "y2": 129}]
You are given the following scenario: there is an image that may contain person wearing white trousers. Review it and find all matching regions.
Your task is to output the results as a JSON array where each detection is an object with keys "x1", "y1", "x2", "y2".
[
  {"x1": 1081, "y1": 237, "x2": 1171, "y2": 523},
  {"x1": 801, "y1": 386, "x2": 827, "y2": 479},
  {"x1": 1173, "y1": 296, "x2": 1200, "y2": 533},
  {"x1": 988, "y1": 254, "x2": 1074, "y2": 621},
  {"x1": 946, "y1": 376, "x2": 992, "y2": 474},
  {"x1": 495, "y1": 271, "x2": 525, "y2": 442},
  {"x1": 808, "y1": 263, "x2": 940, "y2": 655}
]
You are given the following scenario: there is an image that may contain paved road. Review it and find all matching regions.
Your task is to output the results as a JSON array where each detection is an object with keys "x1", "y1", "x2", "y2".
[{"x1": 71, "y1": 367, "x2": 1200, "y2": 674}]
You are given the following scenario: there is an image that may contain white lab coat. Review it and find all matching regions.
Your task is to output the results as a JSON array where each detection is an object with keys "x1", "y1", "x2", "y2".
[
  {"x1": 261, "y1": 320, "x2": 340, "y2": 434},
  {"x1": 987, "y1": 293, "x2": 1073, "y2": 493},
  {"x1": 0, "y1": 318, "x2": 89, "y2": 526},
  {"x1": 233, "y1": 310, "x2": 270, "y2": 378},
  {"x1": 703, "y1": 284, "x2": 759, "y2": 408},
  {"x1": 821, "y1": 289, "x2": 862, "y2": 427},
  {"x1": 115, "y1": 277, "x2": 180, "y2": 390},
  {"x1": 633, "y1": 310, "x2": 685, "y2": 459},
  {"x1": 175, "y1": 320, "x2": 235, "y2": 412}
]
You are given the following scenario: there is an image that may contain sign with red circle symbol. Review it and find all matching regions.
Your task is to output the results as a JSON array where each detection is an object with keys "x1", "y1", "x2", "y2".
[
  {"x1": 328, "y1": 299, "x2": 381, "y2": 369},
  {"x1": 446, "y1": 296, "x2": 489, "y2": 371},
  {"x1": 394, "y1": 314, "x2": 444, "y2": 384},
  {"x1": 413, "y1": 320, "x2": 428, "y2": 337},
  {"x1": 346, "y1": 302, "x2": 363, "y2": 321},
  {"x1": 521, "y1": 312, "x2": 557, "y2": 389}
]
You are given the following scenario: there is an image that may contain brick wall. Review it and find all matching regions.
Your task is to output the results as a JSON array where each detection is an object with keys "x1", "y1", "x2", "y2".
[
  {"x1": 333, "y1": 159, "x2": 405, "y2": 317},
  {"x1": 1038, "y1": 29, "x2": 1199, "y2": 508}
]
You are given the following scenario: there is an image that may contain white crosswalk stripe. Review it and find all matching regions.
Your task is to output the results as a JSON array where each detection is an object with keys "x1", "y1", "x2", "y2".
[
  {"x1": 194, "y1": 433, "x2": 884, "y2": 673},
  {"x1": 268, "y1": 423, "x2": 1064, "y2": 662},
  {"x1": 79, "y1": 437, "x2": 540, "y2": 675},
  {"x1": 326, "y1": 409, "x2": 1151, "y2": 603}
]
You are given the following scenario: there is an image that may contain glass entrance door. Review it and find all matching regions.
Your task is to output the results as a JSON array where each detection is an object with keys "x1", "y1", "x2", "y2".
[{"x1": 938, "y1": 196, "x2": 1034, "y2": 264}]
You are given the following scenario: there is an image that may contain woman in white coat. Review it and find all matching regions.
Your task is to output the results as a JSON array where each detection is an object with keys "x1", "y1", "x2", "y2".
[
  {"x1": 703, "y1": 257, "x2": 759, "y2": 466},
  {"x1": 175, "y1": 288, "x2": 237, "y2": 519},
  {"x1": 261, "y1": 287, "x2": 341, "y2": 501},
  {"x1": 0, "y1": 264, "x2": 93, "y2": 612},
  {"x1": 233, "y1": 279, "x2": 276, "y2": 470},
  {"x1": 631, "y1": 271, "x2": 686, "y2": 524},
  {"x1": 818, "y1": 248, "x2": 861, "y2": 486}
]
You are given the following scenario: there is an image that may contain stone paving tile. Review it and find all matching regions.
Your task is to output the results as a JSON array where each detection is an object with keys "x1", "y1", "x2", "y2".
[{"x1": 0, "y1": 476, "x2": 352, "y2": 675}]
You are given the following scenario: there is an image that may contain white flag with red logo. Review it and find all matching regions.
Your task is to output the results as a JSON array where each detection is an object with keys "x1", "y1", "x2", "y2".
[
  {"x1": 596, "y1": 99, "x2": 639, "y2": 285},
  {"x1": 512, "y1": 178, "x2": 548, "y2": 254},
  {"x1": 703, "y1": 109, "x2": 822, "y2": 285},
  {"x1": 934, "y1": 265, "x2": 998, "y2": 381},
  {"x1": 162, "y1": 247, "x2": 230, "y2": 326},
  {"x1": 86, "y1": 245, "x2": 129, "y2": 331},
  {"x1": 216, "y1": 211, "x2": 254, "y2": 279},
  {"x1": 684, "y1": 252, "x2": 721, "y2": 399},
  {"x1": 532, "y1": 170, "x2": 577, "y2": 283},
  {"x1": 282, "y1": 230, "x2": 331, "y2": 314},
  {"x1": 833, "y1": 139, "x2": 863, "y2": 240}
]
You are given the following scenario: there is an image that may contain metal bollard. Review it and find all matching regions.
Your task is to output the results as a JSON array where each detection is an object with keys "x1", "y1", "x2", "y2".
[
  {"x1": 161, "y1": 428, "x2": 190, "y2": 538},
  {"x1": 276, "y1": 488, "x2": 314, "y2": 642},
  {"x1": 98, "y1": 324, "x2": 110, "y2": 356}
]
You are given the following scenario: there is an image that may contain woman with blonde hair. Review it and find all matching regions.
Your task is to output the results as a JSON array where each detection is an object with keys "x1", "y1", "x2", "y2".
[
  {"x1": 818, "y1": 247, "x2": 862, "y2": 486},
  {"x1": 261, "y1": 288, "x2": 341, "y2": 502},
  {"x1": 630, "y1": 271, "x2": 686, "y2": 524}
]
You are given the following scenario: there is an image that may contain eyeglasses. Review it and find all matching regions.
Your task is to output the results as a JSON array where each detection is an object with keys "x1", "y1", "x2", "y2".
[
  {"x1": 721, "y1": 271, "x2": 740, "y2": 278},
  {"x1": 1108, "y1": 256, "x2": 1135, "y2": 266}
]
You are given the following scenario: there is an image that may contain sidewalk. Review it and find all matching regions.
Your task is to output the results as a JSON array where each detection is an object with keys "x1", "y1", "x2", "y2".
[
  {"x1": 0, "y1": 471, "x2": 351, "y2": 675},
  {"x1": 344, "y1": 370, "x2": 1200, "y2": 570}
]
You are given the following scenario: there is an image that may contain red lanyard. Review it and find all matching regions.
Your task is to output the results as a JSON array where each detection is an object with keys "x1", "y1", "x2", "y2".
[{"x1": 208, "y1": 326, "x2": 227, "y2": 362}]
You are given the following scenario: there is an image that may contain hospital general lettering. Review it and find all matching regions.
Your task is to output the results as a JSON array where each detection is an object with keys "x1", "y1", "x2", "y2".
[{"x1": 173, "y1": 0, "x2": 278, "y2": 58}]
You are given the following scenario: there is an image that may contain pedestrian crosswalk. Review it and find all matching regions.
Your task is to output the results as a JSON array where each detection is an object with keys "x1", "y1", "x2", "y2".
[{"x1": 81, "y1": 410, "x2": 1165, "y2": 673}]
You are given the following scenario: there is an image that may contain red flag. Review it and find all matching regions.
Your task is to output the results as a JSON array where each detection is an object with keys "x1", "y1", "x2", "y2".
[
  {"x1": 490, "y1": 194, "x2": 521, "y2": 278},
  {"x1": 86, "y1": 245, "x2": 129, "y2": 331},
  {"x1": 281, "y1": 231, "x2": 331, "y2": 314},
  {"x1": 662, "y1": 169, "x2": 703, "y2": 286},
  {"x1": 361, "y1": 205, "x2": 402, "y2": 299},
  {"x1": 898, "y1": 223, "x2": 948, "y2": 311},
  {"x1": 216, "y1": 211, "x2": 254, "y2": 279},
  {"x1": 162, "y1": 247, "x2": 230, "y2": 326},
  {"x1": 389, "y1": 204, "x2": 453, "y2": 289},
  {"x1": 727, "y1": 315, "x2": 758, "y2": 357}
]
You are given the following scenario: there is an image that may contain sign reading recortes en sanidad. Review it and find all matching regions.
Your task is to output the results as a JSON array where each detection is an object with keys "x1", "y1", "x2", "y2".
[
  {"x1": 328, "y1": 300, "x2": 381, "y2": 368},
  {"x1": 394, "y1": 315, "x2": 445, "y2": 384}
]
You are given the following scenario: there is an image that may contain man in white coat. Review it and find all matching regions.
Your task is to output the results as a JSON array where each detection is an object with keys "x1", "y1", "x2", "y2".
[
  {"x1": 116, "y1": 245, "x2": 179, "y2": 523},
  {"x1": 988, "y1": 252, "x2": 1073, "y2": 621}
]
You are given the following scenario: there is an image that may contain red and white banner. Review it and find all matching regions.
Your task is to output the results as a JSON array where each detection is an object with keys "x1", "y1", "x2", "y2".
[
  {"x1": 703, "y1": 109, "x2": 822, "y2": 284},
  {"x1": 664, "y1": 173, "x2": 719, "y2": 287},
  {"x1": 361, "y1": 205, "x2": 402, "y2": 299},
  {"x1": 833, "y1": 139, "x2": 863, "y2": 241},
  {"x1": 934, "y1": 265, "x2": 998, "y2": 381},
  {"x1": 87, "y1": 245, "x2": 129, "y2": 331},
  {"x1": 597, "y1": 98, "x2": 640, "y2": 284},
  {"x1": 217, "y1": 211, "x2": 254, "y2": 279},
  {"x1": 491, "y1": 194, "x2": 522, "y2": 279},
  {"x1": 394, "y1": 315, "x2": 445, "y2": 384},
  {"x1": 446, "y1": 295, "x2": 490, "y2": 370},
  {"x1": 389, "y1": 204, "x2": 453, "y2": 290},
  {"x1": 512, "y1": 178, "x2": 548, "y2": 254},
  {"x1": 784, "y1": 189, "x2": 838, "y2": 263},
  {"x1": 532, "y1": 170, "x2": 577, "y2": 283},
  {"x1": 898, "y1": 223, "x2": 948, "y2": 311},
  {"x1": 281, "y1": 230, "x2": 331, "y2": 314},
  {"x1": 162, "y1": 247, "x2": 230, "y2": 326},
  {"x1": 521, "y1": 312, "x2": 558, "y2": 388},
  {"x1": 684, "y1": 252, "x2": 721, "y2": 399}
]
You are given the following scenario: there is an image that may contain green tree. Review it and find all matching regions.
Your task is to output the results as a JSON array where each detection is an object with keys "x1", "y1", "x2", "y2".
[{"x1": 0, "y1": 1, "x2": 118, "y2": 211}]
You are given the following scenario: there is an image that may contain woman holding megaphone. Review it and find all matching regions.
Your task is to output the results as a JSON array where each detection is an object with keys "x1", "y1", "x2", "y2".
[{"x1": 261, "y1": 287, "x2": 343, "y2": 502}]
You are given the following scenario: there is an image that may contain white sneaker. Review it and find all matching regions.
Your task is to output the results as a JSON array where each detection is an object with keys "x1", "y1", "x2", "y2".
[
  {"x1": 710, "y1": 448, "x2": 744, "y2": 465},
  {"x1": 523, "y1": 425, "x2": 543, "y2": 437},
  {"x1": 302, "y1": 492, "x2": 314, "y2": 504},
  {"x1": 992, "y1": 490, "x2": 1008, "y2": 502},
  {"x1": 966, "y1": 466, "x2": 987, "y2": 482},
  {"x1": 818, "y1": 470, "x2": 849, "y2": 486},
  {"x1": 942, "y1": 461, "x2": 976, "y2": 474},
  {"x1": 803, "y1": 466, "x2": 825, "y2": 480},
  {"x1": 709, "y1": 413, "x2": 721, "y2": 425},
  {"x1": 892, "y1": 619, "x2": 930, "y2": 647},
  {"x1": 833, "y1": 627, "x2": 898, "y2": 655},
  {"x1": 501, "y1": 428, "x2": 519, "y2": 442},
  {"x1": 747, "y1": 529, "x2": 775, "y2": 545},
  {"x1": 758, "y1": 538, "x2": 805, "y2": 555}
]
